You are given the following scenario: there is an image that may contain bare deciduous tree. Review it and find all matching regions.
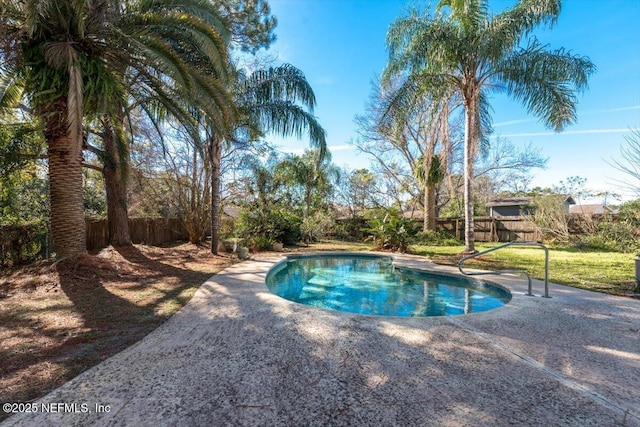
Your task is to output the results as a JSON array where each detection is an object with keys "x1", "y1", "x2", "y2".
[{"x1": 608, "y1": 129, "x2": 640, "y2": 197}]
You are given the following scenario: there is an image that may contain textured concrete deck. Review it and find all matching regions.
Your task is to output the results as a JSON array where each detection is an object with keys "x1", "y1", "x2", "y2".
[{"x1": 3, "y1": 252, "x2": 639, "y2": 426}]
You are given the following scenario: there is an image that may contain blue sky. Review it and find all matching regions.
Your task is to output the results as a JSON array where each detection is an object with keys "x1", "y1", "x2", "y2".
[{"x1": 264, "y1": 0, "x2": 640, "y2": 202}]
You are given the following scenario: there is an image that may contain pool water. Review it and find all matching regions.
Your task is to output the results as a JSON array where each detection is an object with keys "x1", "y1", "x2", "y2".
[{"x1": 266, "y1": 254, "x2": 511, "y2": 317}]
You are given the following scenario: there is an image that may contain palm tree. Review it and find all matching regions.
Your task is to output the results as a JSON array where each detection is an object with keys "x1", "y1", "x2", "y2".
[
  {"x1": 384, "y1": 0, "x2": 595, "y2": 253},
  {"x1": 0, "y1": 0, "x2": 233, "y2": 257},
  {"x1": 276, "y1": 150, "x2": 337, "y2": 218},
  {"x1": 209, "y1": 64, "x2": 327, "y2": 254}
]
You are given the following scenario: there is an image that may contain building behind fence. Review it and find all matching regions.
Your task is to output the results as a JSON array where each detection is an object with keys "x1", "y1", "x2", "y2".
[{"x1": 435, "y1": 216, "x2": 543, "y2": 242}]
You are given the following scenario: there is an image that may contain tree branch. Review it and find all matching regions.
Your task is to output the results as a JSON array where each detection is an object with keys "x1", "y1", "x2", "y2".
[
  {"x1": 82, "y1": 162, "x2": 103, "y2": 172},
  {"x1": 84, "y1": 143, "x2": 104, "y2": 156}
]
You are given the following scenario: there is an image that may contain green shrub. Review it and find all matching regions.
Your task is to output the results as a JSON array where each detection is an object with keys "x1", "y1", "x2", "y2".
[
  {"x1": 575, "y1": 220, "x2": 640, "y2": 253},
  {"x1": 618, "y1": 199, "x2": 640, "y2": 226},
  {"x1": 365, "y1": 207, "x2": 420, "y2": 253},
  {"x1": 235, "y1": 205, "x2": 302, "y2": 247},
  {"x1": 252, "y1": 235, "x2": 275, "y2": 251},
  {"x1": 332, "y1": 216, "x2": 367, "y2": 241},
  {"x1": 0, "y1": 221, "x2": 48, "y2": 267},
  {"x1": 301, "y1": 212, "x2": 334, "y2": 243},
  {"x1": 415, "y1": 229, "x2": 461, "y2": 246}
]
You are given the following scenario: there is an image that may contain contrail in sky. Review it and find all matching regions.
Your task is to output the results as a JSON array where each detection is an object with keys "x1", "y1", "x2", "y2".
[
  {"x1": 494, "y1": 106, "x2": 639, "y2": 127},
  {"x1": 494, "y1": 118, "x2": 537, "y2": 127},
  {"x1": 497, "y1": 128, "x2": 632, "y2": 138},
  {"x1": 591, "y1": 105, "x2": 640, "y2": 113}
]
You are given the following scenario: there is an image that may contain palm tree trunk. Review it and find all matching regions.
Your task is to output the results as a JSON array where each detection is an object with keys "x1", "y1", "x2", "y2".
[
  {"x1": 209, "y1": 135, "x2": 222, "y2": 255},
  {"x1": 102, "y1": 118, "x2": 131, "y2": 246},
  {"x1": 463, "y1": 95, "x2": 477, "y2": 254},
  {"x1": 44, "y1": 97, "x2": 86, "y2": 258}
]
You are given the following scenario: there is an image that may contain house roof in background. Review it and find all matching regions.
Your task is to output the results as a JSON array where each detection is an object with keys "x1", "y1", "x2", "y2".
[
  {"x1": 486, "y1": 195, "x2": 576, "y2": 207},
  {"x1": 486, "y1": 197, "x2": 533, "y2": 207},
  {"x1": 569, "y1": 204, "x2": 616, "y2": 215}
]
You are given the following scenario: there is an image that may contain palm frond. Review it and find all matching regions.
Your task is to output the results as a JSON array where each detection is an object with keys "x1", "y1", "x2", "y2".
[
  {"x1": 67, "y1": 59, "x2": 84, "y2": 157},
  {"x1": 136, "y1": 0, "x2": 232, "y2": 45},
  {"x1": 248, "y1": 99, "x2": 327, "y2": 160},
  {"x1": 498, "y1": 38, "x2": 595, "y2": 131},
  {"x1": 385, "y1": 11, "x2": 461, "y2": 86},
  {"x1": 485, "y1": 0, "x2": 561, "y2": 61},
  {"x1": 477, "y1": 88, "x2": 493, "y2": 154},
  {"x1": 437, "y1": 0, "x2": 488, "y2": 35},
  {"x1": 243, "y1": 64, "x2": 316, "y2": 111},
  {"x1": 127, "y1": 11, "x2": 228, "y2": 81},
  {"x1": 0, "y1": 69, "x2": 24, "y2": 112}
]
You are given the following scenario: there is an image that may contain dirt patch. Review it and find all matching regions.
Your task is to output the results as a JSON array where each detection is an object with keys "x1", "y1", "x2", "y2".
[{"x1": 0, "y1": 243, "x2": 232, "y2": 421}]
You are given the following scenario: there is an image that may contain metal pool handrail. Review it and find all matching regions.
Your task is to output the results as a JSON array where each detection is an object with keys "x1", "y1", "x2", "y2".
[{"x1": 457, "y1": 241, "x2": 550, "y2": 298}]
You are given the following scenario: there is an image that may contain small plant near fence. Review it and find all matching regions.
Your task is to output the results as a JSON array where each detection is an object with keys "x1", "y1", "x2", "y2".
[
  {"x1": 235, "y1": 205, "x2": 302, "y2": 248},
  {"x1": 365, "y1": 207, "x2": 420, "y2": 253},
  {"x1": 301, "y1": 212, "x2": 334, "y2": 244},
  {"x1": 415, "y1": 229, "x2": 462, "y2": 246}
]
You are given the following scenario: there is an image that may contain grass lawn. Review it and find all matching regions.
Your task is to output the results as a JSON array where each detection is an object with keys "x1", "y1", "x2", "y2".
[{"x1": 412, "y1": 242, "x2": 639, "y2": 295}]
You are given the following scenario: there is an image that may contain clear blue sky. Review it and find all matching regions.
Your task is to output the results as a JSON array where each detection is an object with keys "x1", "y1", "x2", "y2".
[{"x1": 265, "y1": 0, "x2": 640, "y2": 202}]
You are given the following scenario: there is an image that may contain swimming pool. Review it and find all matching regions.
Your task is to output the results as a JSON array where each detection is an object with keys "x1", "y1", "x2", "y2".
[{"x1": 266, "y1": 254, "x2": 511, "y2": 317}]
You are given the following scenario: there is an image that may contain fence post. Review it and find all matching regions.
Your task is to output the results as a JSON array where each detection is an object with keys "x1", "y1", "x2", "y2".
[{"x1": 491, "y1": 217, "x2": 497, "y2": 242}]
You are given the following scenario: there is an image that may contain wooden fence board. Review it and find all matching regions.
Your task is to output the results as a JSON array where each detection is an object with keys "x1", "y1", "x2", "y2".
[
  {"x1": 86, "y1": 218, "x2": 188, "y2": 250},
  {"x1": 434, "y1": 216, "x2": 542, "y2": 242}
]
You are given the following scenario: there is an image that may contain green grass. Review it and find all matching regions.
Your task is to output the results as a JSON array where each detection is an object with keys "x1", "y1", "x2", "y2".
[{"x1": 412, "y1": 242, "x2": 639, "y2": 295}]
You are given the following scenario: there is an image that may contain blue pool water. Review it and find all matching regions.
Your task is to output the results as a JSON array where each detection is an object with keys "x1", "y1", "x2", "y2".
[{"x1": 266, "y1": 254, "x2": 511, "y2": 317}]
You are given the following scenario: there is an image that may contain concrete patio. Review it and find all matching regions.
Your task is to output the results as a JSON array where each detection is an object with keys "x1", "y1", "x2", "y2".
[{"x1": 3, "y1": 253, "x2": 639, "y2": 426}]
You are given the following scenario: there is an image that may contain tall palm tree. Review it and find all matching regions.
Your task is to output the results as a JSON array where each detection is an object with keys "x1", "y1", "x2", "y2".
[
  {"x1": 209, "y1": 64, "x2": 327, "y2": 254},
  {"x1": 0, "y1": 0, "x2": 234, "y2": 257},
  {"x1": 384, "y1": 0, "x2": 595, "y2": 253}
]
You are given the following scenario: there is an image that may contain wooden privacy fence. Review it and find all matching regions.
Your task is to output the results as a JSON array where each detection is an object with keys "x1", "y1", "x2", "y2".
[
  {"x1": 435, "y1": 216, "x2": 542, "y2": 242},
  {"x1": 86, "y1": 217, "x2": 188, "y2": 250}
]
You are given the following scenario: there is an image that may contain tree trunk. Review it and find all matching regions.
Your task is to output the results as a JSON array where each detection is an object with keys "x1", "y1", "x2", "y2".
[
  {"x1": 426, "y1": 184, "x2": 437, "y2": 231},
  {"x1": 102, "y1": 118, "x2": 131, "y2": 246},
  {"x1": 463, "y1": 93, "x2": 477, "y2": 254},
  {"x1": 305, "y1": 185, "x2": 312, "y2": 218},
  {"x1": 423, "y1": 185, "x2": 428, "y2": 232},
  {"x1": 44, "y1": 97, "x2": 86, "y2": 258},
  {"x1": 209, "y1": 136, "x2": 222, "y2": 255}
]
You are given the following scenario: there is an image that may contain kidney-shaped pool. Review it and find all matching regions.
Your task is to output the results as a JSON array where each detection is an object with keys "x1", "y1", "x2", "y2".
[{"x1": 266, "y1": 254, "x2": 511, "y2": 317}]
